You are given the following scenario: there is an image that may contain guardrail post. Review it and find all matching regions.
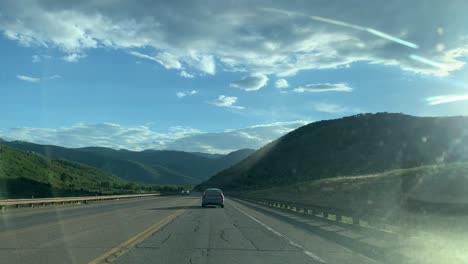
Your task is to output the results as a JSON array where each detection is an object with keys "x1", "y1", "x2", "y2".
[
  {"x1": 336, "y1": 214, "x2": 342, "y2": 222},
  {"x1": 30, "y1": 204, "x2": 34, "y2": 208},
  {"x1": 1, "y1": 205, "x2": 4, "y2": 211}
]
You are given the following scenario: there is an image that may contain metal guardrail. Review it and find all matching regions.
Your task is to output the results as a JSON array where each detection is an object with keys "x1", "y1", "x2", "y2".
[
  {"x1": 236, "y1": 196, "x2": 364, "y2": 225},
  {"x1": 0, "y1": 193, "x2": 161, "y2": 210}
]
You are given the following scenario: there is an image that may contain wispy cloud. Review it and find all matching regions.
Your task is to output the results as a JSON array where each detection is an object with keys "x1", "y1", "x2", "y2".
[
  {"x1": 230, "y1": 75, "x2": 269, "y2": 91},
  {"x1": 16, "y1": 74, "x2": 61, "y2": 83},
  {"x1": 176, "y1": 90, "x2": 198, "y2": 98},
  {"x1": 46, "y1": 74, "x2": 62, "y2": 80},
  {"x1": 32, "y1": 54, "x2": 52, "y2": 63},
  {"x1": 426, "y1": 94, "x2": 468, "y2": 105},
  {"x1": 292, "y1": 83, "x2": 353, "y2": 93},
  {"x1": 208, "y1": 95, "x2": 244, "y2": 109},
  {"x1": 0, "y1": 120, "x2": 309, "y2": 153},
  {"x1": 179, "y1": 71, "x2": 194, "y2": 78},
  {"x1": 63, "y1": 53, "x2": 87, "y2": 62},
  {"x1": 275, "y1": 79, "x2": 289, "y2": 89},
  {"x1": 1, "y1": 2, "x2": 467, "y2": 76},
  {"x1": 128, "y1": 51, "x2": 158, "y2": 62},
  {"x1": 16, "y1": 74, "x2": 40, "y2": 83},
  {"x1": 313, "y1": 102, "x2": 349, "y2": 113},
  {"x1": 129, "y1": 50, "x2": 182, "y2": 69}
]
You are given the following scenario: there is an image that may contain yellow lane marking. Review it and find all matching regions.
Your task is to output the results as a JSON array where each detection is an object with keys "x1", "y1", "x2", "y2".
[{"x1": 88, "y1": 209, "x2": 185, "y2": 264}]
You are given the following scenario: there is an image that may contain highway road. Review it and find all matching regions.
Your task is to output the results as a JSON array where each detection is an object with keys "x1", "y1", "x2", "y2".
[{"x1": 0, "y1": 194, "x2": 384, "y2": 264}]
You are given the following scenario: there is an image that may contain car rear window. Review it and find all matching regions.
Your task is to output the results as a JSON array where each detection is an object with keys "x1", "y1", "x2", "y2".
[{"x1": 206, "y1": 190, "x2": 222, "y2": 194}]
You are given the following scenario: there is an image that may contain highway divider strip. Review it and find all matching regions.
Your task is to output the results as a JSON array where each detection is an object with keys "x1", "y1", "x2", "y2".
[
  {"x1": 233, "y1": 196, "x2": 400, "y2": 235},
  {"x1": 88, "y1": 209, "x2": 186, "y2": 264}
]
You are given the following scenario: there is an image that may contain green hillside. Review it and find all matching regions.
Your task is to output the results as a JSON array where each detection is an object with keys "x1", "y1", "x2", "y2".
[
  {"x1": 1, "y1": 141, "x2": 254, "y2": 185},
  {"x1": 238, "y1": 163, "x2": 468, "y2": 215},
  {"x1": 0, "y1": 144, "x2": 180, "y2": 199},
  {"x1": 197, "y1": 113, "x2": 468, "y2": 191}
]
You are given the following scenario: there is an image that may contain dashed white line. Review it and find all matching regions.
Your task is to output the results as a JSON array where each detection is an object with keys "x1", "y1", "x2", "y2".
[{"x1": 229, "y1": 201, "x2": 327, "y2": 263}]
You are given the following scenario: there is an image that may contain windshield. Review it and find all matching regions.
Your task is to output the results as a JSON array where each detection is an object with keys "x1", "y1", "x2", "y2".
[{"x1": 1, "y1": 1, "x2": 468, "y2": 264}]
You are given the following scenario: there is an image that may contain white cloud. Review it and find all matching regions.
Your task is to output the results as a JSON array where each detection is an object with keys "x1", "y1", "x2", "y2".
[
  {"x1": 129, "y1": 50, "x2": 182, "y2": 69},
  {"x1": 16, "y1": 74, "x2": 40, "y2": 83},
  {"x1": 180, "y1": 71, "x2": 194, "y2": 78},
  {"x1": 3, "y1": 2, "x2": 464, "y2": 76},
  {"x1": 128, "y1": 51, "x2": 158, "y2": 62},
  {"x1": 0, "y1": 120, "x2": 309, "y2": 154},
  {"x1": 154, "y1": 52, "x2": 182, "y2": 70},
  {"x1": 0, "y1": 123, "x2": 190, "y2": 151},
  {"x1": 32, "y1": 54, "x2": 51, "y2": 63},
  {"x1": 275, "y1": 79, "x2": 289, "y2": 89},
  {"x1": 63, "y1": 53, "x2": 87, "y2": 62},
  {"x1": 208, "y1": 95, "x2": 244, "y2": 109},
  {"x1": 46, "y1": 74, "x2": 62, "y2": 80},
  {"x1": 16, "y1": 74, "x2": 61, "y2": 83},
  {"x1": 165, "y1": 120, "x2": 310, "y2": 153},
  {"x1": 230, "y1": 74, "x2": 269, "y2": 91},
  {"x1": 176, "y1": 90, "x2": 198, "y2": 98},
  {"x1": 426, "y1": 94, "x2": 468, "y2": 105},
  {"x1": 313, "y1": 102, "x2": 348, "y2": 113},
  {"x1": 186, "y1": 54, "x2": 216, "y2": 75},
  {"x1": 292, "y1": 83, "x2": 353, "y2": 93}
]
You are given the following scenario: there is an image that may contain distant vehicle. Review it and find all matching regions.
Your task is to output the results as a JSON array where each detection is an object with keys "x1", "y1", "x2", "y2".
[
  {"x1": 201, "y1": 188, "x2": 224, "y2": 208},
  {"x1": 184, "y1": 190, "x2": 190, "y2": 196}
]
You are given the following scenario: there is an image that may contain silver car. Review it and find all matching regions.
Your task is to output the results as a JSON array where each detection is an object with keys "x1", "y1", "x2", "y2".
[{"x1": 201, "y1": 188, "x2": 224, "y2": 208}]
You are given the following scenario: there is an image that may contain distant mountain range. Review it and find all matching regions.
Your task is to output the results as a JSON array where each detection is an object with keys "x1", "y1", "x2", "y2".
[
  {"x1": 197, "y1": 113, "x2": 468, "y2": 190},
  {"x1": 1, "y1": 140, "x2": 255, "y2": 185}
]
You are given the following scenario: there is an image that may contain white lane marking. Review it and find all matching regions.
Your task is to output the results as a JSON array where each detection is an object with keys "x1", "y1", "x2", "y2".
[{"x1": 229, "y1": 201, "x2": 327, "y2": 263}]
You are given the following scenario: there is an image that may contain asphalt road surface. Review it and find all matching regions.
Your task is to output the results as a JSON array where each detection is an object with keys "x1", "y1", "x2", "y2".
[{"x1": 0, "y1": 195, "x2": 379, "y2": 264}]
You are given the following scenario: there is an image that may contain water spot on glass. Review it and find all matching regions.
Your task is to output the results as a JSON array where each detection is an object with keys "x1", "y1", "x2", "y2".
[
  {"x1": 437, "y1": 27, "x2": 444, "y2": 36},
  {"x1": 421, "y1": 137, "x2": 428, "y2": 143},
  {"x1": 356, "y1": 43, "x2": 366, "y2": 48},
  {"x1": 436, "y1": 43, "x2": 445, "y2": 52}
]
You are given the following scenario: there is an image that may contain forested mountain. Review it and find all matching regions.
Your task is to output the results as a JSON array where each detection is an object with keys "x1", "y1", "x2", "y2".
[
  {"x1": 197, "y1": 113, "x2": 468, "y2": 190},
  {"x1": 0, "y1": 144, "x2": 130, "y2": 198}
]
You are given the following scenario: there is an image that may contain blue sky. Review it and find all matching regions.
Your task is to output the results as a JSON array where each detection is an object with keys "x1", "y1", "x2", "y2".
[{"x1": 1, "y1": 1, "x2": 468, "y2": 153}]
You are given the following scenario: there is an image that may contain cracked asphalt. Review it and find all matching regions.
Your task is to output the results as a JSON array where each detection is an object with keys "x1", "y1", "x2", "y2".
[{"x1": 114, "y1": 197, "x2": 376, "y2": 264}]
